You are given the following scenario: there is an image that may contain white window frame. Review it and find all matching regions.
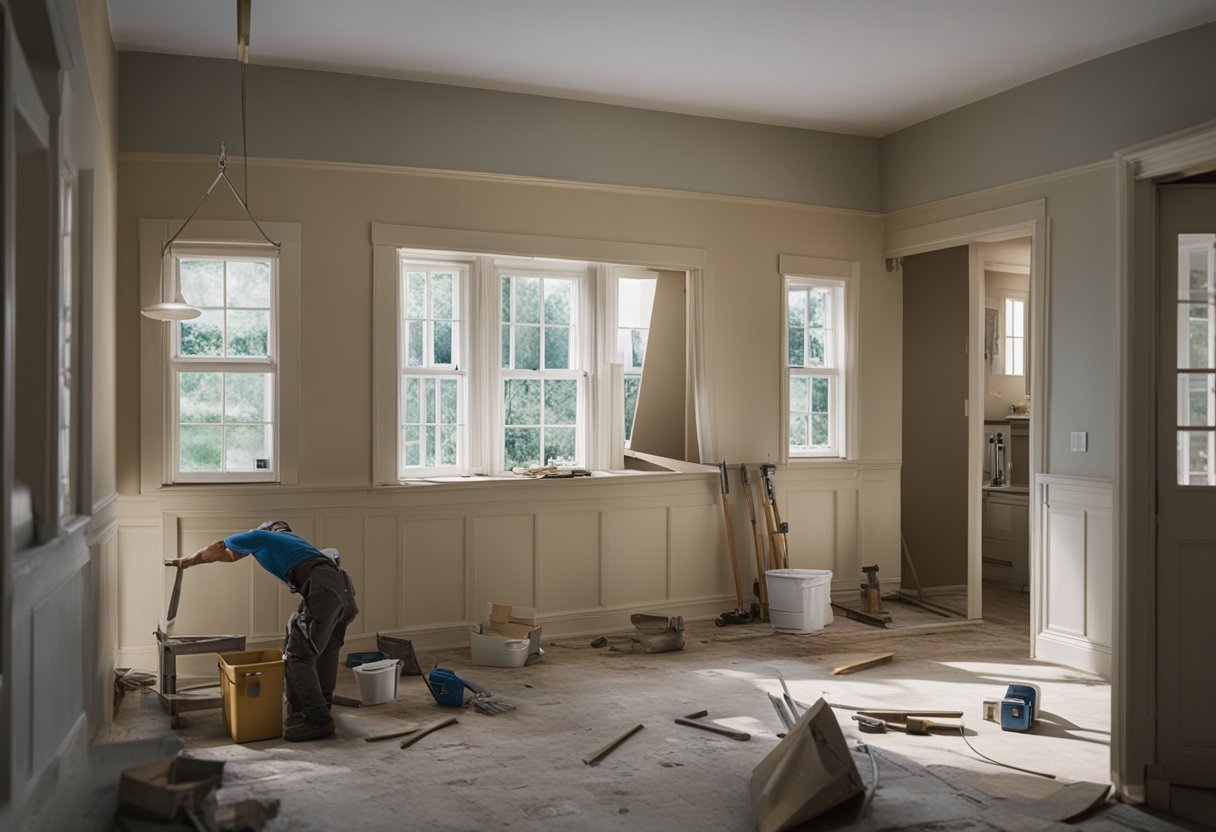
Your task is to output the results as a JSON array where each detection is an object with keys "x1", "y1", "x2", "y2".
[
  {"x1": 397, "y1": 257, "x2": 470, "y2": 477},
  {"x1": 496, "y1": 260, "x2": 591, "y2": 471},
  {"x1": 168, "y1": 245, "x2": 279, "y2": 483},
  {"x1": 371, "y1": 224, "x2": 708, "y2": 484},
  {"x1": 139, "y1": 220, "x2": 301, "y2": 491},
  {"x1": 779, "y1": 254, "x2": 858, "y2": 463},
  {"x1": 990, "y1": 286, "x2": 1029, "y2": 378}
]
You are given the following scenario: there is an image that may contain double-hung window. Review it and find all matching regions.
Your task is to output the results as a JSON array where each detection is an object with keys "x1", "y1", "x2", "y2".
[
  {"x1": 400, "y1": 261, "x2": 466, "y2": 475},
  {"x1": 171, "y1": 248, "x2": 278, "y2": 481},
  {"x1": 782, "y1": 260, "x2": 853, "y2": 461},
  {"x1": 373, "y1": 228, "x2": 702, "y2": 481},
  {"x1": 499, "y1": 266, "x2": 585, "y2": 470},
  {"x1": 1003, "y1": 297, "x2": 1026, "y2": 376}
]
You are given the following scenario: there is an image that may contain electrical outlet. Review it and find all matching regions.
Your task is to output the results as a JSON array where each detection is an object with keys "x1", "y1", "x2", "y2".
[{"x1": 1070, "y1": 432, "x2": 1088, "y2": 453}]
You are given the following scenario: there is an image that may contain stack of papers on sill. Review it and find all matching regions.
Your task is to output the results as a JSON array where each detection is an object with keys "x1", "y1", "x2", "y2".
[{"x1": 511, "y1": 466, "x2": 592, "y2": 478}]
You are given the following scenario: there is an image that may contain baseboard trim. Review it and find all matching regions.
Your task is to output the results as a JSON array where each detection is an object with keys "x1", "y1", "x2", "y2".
[{"x1": 1035, "y1": 630, "x2": 1111, "y2": 679}]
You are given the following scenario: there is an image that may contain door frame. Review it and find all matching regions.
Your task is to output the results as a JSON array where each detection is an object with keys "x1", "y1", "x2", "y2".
[
  {"x1": 884, "y1": 200, "x2": 1047, "y2": 623},
  {"x1": 1114, "y1": 119, "x2": 1216, "y2": 804}
]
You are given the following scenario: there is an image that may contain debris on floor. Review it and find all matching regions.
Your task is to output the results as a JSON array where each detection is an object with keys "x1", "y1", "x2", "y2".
[
  {"x1": 399, "y1": 716, "x2": 458, "y2": 750},
  {"x1": 590, "y1": 613, "x2": 685, "y2": 653},
  {"x1": 674, "y1": 710, "x2": 751, "y2": 741},
  {"x1": 114, "y1": 667, "x2": 157, "y2": 711},
  {"x1": 831, "y1": 652, "x2": 895, "y2": 675},
  {"x1": 115, "y1": 752, "x2": 279, "y2": 831},
  {"x1": 751, "y1": 699, "x2": 864, "y2": 832},
  {"x1": 470, "y1": 602, "x2": 544, "y2": 666},
  {"x1": 582, "y1": 723, "x2": 644, "y2": 766}
]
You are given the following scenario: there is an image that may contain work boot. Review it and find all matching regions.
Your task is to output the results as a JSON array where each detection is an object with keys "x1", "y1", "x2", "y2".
[
  {"x1": 285, "y1": 710, "x2": 305, "y2": 729},
  {"x1": 284, "y1": 717, "x2": 334, "y2": 742}
]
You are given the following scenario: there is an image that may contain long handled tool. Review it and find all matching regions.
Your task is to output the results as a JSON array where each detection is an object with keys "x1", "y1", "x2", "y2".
[
  {"x1": 675, "y1": 710, "x2": 751, "y2": 741},
  {"x1": 399, "y1": 716, "x2": 458, "y2": 749},
  {"x1": 739, "y1": 465, "x2": 769, "y2": 621},
  {"x1": 759, "y1": 464, "x2": 790, "y2": 569},
  {"x1": 715, "y1": 460, "x2": 752, "y2": 626}
]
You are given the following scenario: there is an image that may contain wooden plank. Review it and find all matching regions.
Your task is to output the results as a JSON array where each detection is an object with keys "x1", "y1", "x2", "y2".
[{"x1": 831, "y1": 653, "x2": 895, "y2": 676}]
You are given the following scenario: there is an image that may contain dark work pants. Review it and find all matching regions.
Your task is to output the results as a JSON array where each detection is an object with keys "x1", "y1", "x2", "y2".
[{"x1": 283, "y1": 562, "x2": 358, "y2": 725}]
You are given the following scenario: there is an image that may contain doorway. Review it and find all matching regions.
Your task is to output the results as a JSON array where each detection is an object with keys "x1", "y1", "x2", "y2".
[{"x1": 886, "y1": 200, "x2": 1046, "y2": 635}]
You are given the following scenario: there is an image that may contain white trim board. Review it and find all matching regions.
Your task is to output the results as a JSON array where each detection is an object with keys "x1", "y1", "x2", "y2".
[
  {"x1": 119, "y1": 152, "x2": 884, "y2": 219},
  {"x1": 371, "y1": 223, "x2": 706, "y2": 270}
]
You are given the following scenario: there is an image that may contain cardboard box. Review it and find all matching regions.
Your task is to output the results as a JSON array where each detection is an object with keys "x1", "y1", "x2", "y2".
[
  {"x1": 470, "y1": 602, "x2": 543, "y2": 667},
  {"x1": 217, "y1": 649, "x2": 284, "y2": 743},
  {"x1": 118, "y1": 753, "x2": 225, "y2": 821}
]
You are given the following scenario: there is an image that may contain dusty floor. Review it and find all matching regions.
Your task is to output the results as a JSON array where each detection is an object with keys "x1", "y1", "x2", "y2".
[{"x1": 61, "y1": 587, "x2": 1197, "y2": 831}]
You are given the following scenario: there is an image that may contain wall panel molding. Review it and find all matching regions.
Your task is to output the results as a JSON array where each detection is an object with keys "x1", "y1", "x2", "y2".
[
  {"x1": 111, "y1": 466, "x2": 900, "y2": 675},
  {"x1": 1035, "y1": 475, "x2": 1112, "y2": 678}
]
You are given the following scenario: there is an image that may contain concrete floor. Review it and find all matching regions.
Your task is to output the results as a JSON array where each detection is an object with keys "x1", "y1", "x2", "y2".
[{"x1": 73, "y1": 587, "x2": 1197, "y2": 831}]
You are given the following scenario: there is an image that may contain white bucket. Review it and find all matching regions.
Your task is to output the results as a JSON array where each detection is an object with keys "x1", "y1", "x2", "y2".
[
  {"x1": 766, "y1": 569, "x2": 833, "y2": 633},
  {"x1": 353, "y1": 658, "x2": 400, "y2": 705}
]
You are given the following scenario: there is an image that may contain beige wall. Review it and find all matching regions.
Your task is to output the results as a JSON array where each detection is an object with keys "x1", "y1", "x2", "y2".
[
  {"x1": 113, "y1": 155, "x2": 903, "y2": 658},
  {"x1": 901, "y1": 246, "x2": 969, "y2": 589},
  {"x1": 118, "y1": 156, "x2": 901, "y2": 488}
]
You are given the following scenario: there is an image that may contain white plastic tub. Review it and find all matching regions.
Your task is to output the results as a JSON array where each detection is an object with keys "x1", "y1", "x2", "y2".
[
  {"x1": 469, "y1": 625, "x2": 535, "y2": 668},
  {"x1": 766, "y1": 569, "x2": 834, "y2": 633},
  {"x1": 353, "y1": 658, "x2": 400, "y2": 705}
]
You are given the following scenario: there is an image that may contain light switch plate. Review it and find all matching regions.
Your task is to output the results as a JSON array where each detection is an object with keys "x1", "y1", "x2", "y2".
[{"x1": 1070, "y1": 431, "x2": 1088, "y2": 452}]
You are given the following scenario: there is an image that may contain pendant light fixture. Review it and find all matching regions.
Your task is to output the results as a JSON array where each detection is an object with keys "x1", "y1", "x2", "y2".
[{"x1": 142, "y1": 0, "x2": 279, "y2": 321}]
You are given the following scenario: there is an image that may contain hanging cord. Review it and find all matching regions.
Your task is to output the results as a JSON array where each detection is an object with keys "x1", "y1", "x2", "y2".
[
  {"x1": 957, "y1": 722, "x2": 1056, "y2": 779},
  {"x1": 241, "y1": 58, "x2": 249, "y2": 207}
]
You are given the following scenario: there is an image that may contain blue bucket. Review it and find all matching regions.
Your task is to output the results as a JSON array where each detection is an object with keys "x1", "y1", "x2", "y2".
[{"x1": 426, "y1": 668, "x2": 466, "y2": 707}]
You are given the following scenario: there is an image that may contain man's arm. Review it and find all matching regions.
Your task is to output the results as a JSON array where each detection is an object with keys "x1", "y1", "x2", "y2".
[{"x1": 164, "y1": 539, "x2": 247, "y2": 569}]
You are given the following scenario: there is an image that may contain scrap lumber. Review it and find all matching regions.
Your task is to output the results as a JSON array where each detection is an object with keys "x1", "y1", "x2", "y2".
[
  {"x1": 582, "y1": 723, "x2": 644, "y2": 766},
  {"x1": 831, "y1": 653, "x2": 895, "y2": 676},
  {"x1": 399, "y1": 716, "x2": 457, "y2": 749}
]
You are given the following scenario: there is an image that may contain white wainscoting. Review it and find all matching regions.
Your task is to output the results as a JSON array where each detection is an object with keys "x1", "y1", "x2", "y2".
[
  {"x1": 114, "y1": 463, "x2": 901, "y2": 677},
  {"x1": 1035, "y1": 475, "x2": 1113, "y2": 679}
]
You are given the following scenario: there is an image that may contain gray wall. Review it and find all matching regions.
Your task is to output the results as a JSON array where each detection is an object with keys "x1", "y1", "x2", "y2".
[
  {"x1": 119, "y1": 52, "x2": 881, "y2": 212},
  {"x1": 901, "y1": 246, "x2": 969, "y2": 589},
  {"x1": 880, "y1": 22, "x2": 1216, "y2": 211}
]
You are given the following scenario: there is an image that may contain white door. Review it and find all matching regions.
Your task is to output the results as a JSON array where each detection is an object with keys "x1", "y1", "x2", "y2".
[{"x1": 1156, "y1": 184, "x2": 1216, "y2": 788}]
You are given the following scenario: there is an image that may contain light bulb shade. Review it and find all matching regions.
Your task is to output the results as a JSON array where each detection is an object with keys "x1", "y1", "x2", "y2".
[{"x1": 141, "y1": 302, "x2": 203, "y2": 321}]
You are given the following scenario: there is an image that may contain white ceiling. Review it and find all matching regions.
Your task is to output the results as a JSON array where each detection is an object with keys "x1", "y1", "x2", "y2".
[{"x1": 107, "y1": 0, "x2": 1216, "y2": 136}]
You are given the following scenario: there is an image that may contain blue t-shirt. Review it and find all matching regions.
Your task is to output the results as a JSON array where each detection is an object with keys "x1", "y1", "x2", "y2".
[{"x1": 224, "y1": 529, "x2": 321, "y2": 585}]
